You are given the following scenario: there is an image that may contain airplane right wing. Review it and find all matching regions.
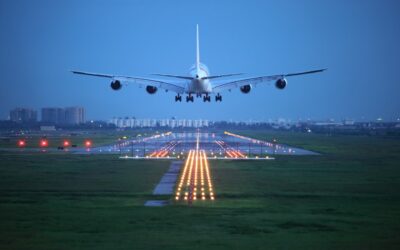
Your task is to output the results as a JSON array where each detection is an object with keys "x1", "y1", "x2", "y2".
[
  {"x1": 71, "y1": 70, "x2": 186, "y2": 94},
  {"x1": 212, "y1": 69, "x2": 326, "y2": 93}
]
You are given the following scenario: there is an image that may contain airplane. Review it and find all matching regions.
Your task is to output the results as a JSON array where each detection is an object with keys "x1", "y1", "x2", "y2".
[{"x1": 72, "y1": 25, "x2": 326, "y2": 102}]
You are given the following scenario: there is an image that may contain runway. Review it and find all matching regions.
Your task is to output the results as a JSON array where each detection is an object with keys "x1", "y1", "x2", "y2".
[
  {"x1": 90, "y1": 131, "x2": 318, "y2": 158},
  {"x1": 6, "y1": 130, "x2": 318, "y2": 158}
]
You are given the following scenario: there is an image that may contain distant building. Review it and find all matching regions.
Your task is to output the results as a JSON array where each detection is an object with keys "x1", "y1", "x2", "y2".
[
  {"x1": 343, "y1": 119, "x2": 355, "y2": 126},
  {"x1": 40, "y1": 125, "x2": 56, "y2": 131},
  {"x1": 9, "y1": 108, "x2": 37, "y2": 123},
  {"x1": 65, "y1": 107, "x2": 85, "y2": 125},
  {"x1": 41, "y1": 108, "x2": 65, "y2": 124},
  {"x1": 108, "y1": 117, "x2": 209, "y2": 128}
]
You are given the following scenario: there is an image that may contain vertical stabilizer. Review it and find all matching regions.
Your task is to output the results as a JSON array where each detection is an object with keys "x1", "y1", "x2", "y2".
[{"x1": 196, "y1": 24, "x2": 200, "y2": 72}]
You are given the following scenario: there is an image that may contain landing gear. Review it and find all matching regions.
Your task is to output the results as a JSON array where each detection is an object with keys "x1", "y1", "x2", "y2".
[
  {"x1": 203, "y1": 94, "x2": 211, "y2": 102},
  {"x1": 186, "y1": 94, "x2": 194, "y2": 102},
  {"x1": 175, "y1": 94, "x2": 182, "y2": 102},
  {"x1": 215, "y1": 93, "x2": 222, "y2": 102}
]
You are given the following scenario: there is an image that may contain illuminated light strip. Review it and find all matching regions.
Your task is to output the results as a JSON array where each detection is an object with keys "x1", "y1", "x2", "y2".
[
  {"x1": 202, "y1": 150, "x2": 215, "y2": 200},
  {"x1": 165, "y1": 141, "x2": 179, "y2": 157},
  {"x1": 159, "y1": 142, "x2": 176, "y2": 157},
  {"x1": 193, "y1": 149, "x2": 198, "y2": 200},
  {"x1": 200, "y1": 147, "x2": 205, "y2": 200},
  {"x1": 215, "y1": 140, "x2": 233, "y2": 158},
  {"x1": 149, "y1": 141, "x2": 180, "y2": 157},
  {"x1": 230, "y1": 150, "x2": 238, "y2": 158},
  {"x1": 217, "y1": 139, "x2": 247, "y2": 159},
  {"x1": 176, "y1": 150, "x2": 193, "y2": 200},
  {"x1": 155, "y1": 142, "x2": 173, "y2": 157},
  {"x1": 185, "y1": 149, "x2": 195, "y2": 201},
  {"x1": 236, "y1": 151, "x2": 246, "y2": 158},
  {"x1": 224, "y1": 131, "x2": 275, "y2": 147}
]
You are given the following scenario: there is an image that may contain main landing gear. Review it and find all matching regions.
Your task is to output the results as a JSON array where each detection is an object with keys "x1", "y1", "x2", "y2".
[
  {"x1": 186, "y1": 94, "x2": 194, "y2": 102},
  {"x1": 176, "y1": 94, "x2": 221, "y2": 102},
  {"x1": 215, "y1": 93, "x2": 222, "y2": 102},
  {"x1": 175, "y1": 94, "x2": 182, "y2": 102}
]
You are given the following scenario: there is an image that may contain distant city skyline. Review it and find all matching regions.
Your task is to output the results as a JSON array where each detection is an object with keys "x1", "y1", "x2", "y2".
[
  {"x1": 1, "y1": 1, "x2": 399, "y2": 121},
  {"x1": 5, "y1": 106, "x2": 399, "y2": 123}
]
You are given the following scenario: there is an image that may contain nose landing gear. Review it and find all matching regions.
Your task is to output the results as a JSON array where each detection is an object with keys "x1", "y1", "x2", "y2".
[{"x1": 203, "y1": 94, "x2": 211, "y2": 102}]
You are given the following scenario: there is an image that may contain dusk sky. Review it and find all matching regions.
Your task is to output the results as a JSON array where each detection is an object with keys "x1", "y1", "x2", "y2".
[{"x1": 0, "y1": 0, "x2": 399, "y2": 121}]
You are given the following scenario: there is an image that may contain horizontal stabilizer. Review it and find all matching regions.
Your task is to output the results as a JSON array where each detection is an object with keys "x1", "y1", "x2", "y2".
[
  {"x1": 151, "y1": 74, "x2": 193, "y2": 80},
  {"x1": 202, "y1": 73, "x2": 243, "y2": 80}
]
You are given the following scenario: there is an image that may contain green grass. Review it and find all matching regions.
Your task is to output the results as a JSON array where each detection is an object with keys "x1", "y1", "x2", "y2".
[{"x1": 0, "y1": 131, "x2": 400, "y2": 249}]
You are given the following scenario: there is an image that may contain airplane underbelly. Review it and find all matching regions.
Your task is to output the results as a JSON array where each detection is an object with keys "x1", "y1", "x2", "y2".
[{"x1": 188, "y1": 80, "x2": 211, "y2": 93}]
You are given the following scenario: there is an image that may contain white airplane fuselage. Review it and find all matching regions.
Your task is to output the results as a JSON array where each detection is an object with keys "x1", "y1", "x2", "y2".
[{"x1": 187, "y1": 64, "x2": 212, "y2": 94}]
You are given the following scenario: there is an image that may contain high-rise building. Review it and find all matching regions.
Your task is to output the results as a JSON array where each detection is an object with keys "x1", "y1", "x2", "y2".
[
  {"x1": 65, "y1": 107, "x2": 85, "y2": 125},
  {"x1": 9, "y1": 108, "x2": 37, "y2": 123},
  {"x1": 41, "y1": 108, "x2": 65, "y2": 124}
]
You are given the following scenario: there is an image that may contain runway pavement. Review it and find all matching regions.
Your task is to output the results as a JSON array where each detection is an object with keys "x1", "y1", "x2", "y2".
[
  {"x1": 89, "y1": 131, "x2": 318, "y2": 158},
  {"x1": 5, "y1": 131, "x2": 318, "y2": 159}
]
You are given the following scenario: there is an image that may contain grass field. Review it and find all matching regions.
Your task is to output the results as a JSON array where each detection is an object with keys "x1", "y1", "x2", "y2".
[{"x1": 0, "y1": 131, "x2": 399, "y2": 249}]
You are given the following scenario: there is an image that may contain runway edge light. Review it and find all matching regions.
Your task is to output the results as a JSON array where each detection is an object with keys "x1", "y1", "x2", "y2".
[
  {"x1": 18, "y1": 139, "x2": 26, "y2": 147},
  {"x1": 85, "y1": 140, "x2": 92, "y2": 148},
  {"x1": 40, "y1": 139, "x2": 48, "y2": 147}
]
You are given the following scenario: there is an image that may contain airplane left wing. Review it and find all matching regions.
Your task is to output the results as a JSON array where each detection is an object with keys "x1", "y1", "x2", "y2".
[
  {"x1": 212, "y1": 69, "x2": 326, "y2": 93},
  {"x1": 71, "y1": 70, "x2": 186, "y2": 94}
]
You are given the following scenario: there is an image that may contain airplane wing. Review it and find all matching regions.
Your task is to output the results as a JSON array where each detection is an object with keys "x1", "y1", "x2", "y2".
[
  {"x1": 71, "y1": 70, "x2": 186, "y2": 94},
  {"x1": 212, "y1": 69, "x2": 326, "y2": 93}
]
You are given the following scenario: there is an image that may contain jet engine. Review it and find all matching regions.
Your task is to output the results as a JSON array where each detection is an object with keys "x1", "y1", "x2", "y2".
[
  {"x1": 275, "y1": 78, "x2": 287, "y2": 89},
  {"x1": 146, "y1": 85, "x2": 158, "y2": 94},
  {"x1": 240, "y1": 84, "x2": 252, "y2": 94},
  {"x1": 110, "y1": 80, "x2": 122, "y2": 90}
]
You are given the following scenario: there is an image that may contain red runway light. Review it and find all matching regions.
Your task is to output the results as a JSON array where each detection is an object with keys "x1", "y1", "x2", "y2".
[
  {"x1": 84, "y1": 140, "x2": 92, "y2": 148},
  {"x1": 18, "y1": 140, "x2": 26, "y2": 147},
  {"x1": 40, "y1": 139, "x2": 48, "y2": 147},
  {"x1": 63, "y1": 140, "x2": 70, "y2": 147}
]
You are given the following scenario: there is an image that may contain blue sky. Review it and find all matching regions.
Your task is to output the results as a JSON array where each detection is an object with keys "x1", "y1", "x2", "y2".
[{"x1": 0, "y1": 0, "x2": 399, "y2": 121}]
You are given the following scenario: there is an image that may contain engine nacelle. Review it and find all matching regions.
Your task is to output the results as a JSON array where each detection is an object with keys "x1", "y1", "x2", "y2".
[
  {"x1": 275, "y1": 78, "x2": 287, "y2": 89},
  {"x1": 240, "y1": 84, "x2": 252, "y2": 94},
  {"x1": 146, "y1": 85, "x2": 158, "y2": 94},
  {"x1": 110, "y1": 80, "x2": 122, "y2": 90}
]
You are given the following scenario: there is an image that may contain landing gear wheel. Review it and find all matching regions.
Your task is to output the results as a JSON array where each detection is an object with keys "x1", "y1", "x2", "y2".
[
  {"x1": 215, "y1": 94, "x2": 222, "y2": 102},
  {"x1": 186, "y1": 95, "x2": 194, "y2": 102},
  {"x1": 175, "y1": 95, "x2": 182, "y2": 102}
]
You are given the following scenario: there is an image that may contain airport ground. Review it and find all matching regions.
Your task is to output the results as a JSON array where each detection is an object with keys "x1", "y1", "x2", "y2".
[{"x1": 0, "y1": 130, "x2": 399, "y2": 249}]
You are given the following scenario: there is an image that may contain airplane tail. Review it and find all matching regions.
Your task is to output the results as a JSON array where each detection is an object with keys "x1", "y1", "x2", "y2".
[{"x1": 196, "y1": 24, "x2": 200, "y2": 72}]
